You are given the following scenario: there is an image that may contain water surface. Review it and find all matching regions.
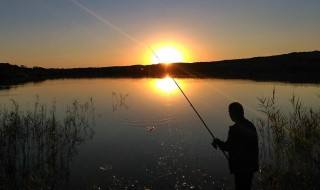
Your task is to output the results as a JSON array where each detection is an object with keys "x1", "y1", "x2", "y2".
[{"x1": 0, "y1": 78, "x2": 319, "y2": 189}]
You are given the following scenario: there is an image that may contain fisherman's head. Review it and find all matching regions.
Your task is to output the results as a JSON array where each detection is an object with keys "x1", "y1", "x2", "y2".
[{"x1": 229, "y1": 102, "x2": 244, "y2": 122}]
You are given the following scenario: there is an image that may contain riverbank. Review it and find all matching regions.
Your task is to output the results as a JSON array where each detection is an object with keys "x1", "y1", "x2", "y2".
[{"x1": 1, "y1": 51, "x2": 320, "y2": 86}]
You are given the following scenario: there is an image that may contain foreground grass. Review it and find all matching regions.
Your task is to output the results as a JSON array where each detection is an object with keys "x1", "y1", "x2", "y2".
[
  {"x1": 256, "y1": 90, "x2": 320, "y2": 190},
  {"x1": 0, "y1": 97, "x2": 95, "y2": 189},
  {"x1": 1, "y1": 92, "x2": 319, "y2": 189}
]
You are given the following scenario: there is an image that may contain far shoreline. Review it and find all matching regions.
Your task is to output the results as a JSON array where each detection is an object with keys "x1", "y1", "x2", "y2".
[{"x1": 1, "y1": 51, "x2": 320, "y2": 87}]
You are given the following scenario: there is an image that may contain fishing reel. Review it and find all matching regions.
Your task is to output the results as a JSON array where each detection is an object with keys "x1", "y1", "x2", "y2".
[{"x1": 211, "y1": 138, "x2": 223, "y2": 149}]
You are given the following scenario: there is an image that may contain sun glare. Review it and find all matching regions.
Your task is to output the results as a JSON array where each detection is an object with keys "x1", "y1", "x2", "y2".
[
  {"x1": 155, "y1": 76, "x2": 178, "y2": 93},
  {"x1": 152, "y1": 46, "x2": 183, "y2": 64}
]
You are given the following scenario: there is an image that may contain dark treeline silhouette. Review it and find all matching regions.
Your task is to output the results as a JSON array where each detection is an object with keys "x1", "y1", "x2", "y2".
[
  {"x1": 167, "y1": 51, "x2": 320, "y2": 82},
  {"x1": 1, "y1": 51, "x2": 320, "y2": 85}
]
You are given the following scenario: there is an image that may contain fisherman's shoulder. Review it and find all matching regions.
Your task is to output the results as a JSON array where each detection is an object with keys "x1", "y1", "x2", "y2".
[
  {"x1": 243, "y1": 118, "x2": 257, "y2": 130},
  {"x1": 229, "y1": 124, "x2": 236, "y2": 129},
  {"x1": 228, "y1": 124, "x2": 238, "y2": 133}
]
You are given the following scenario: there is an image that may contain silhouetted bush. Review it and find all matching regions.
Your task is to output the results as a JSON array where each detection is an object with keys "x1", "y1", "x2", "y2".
[
  {"x1": 0, "y1": 97, "x2": 95, "y2": 189},
  {"x1": 256, "y1": 90, "x2": 320, "y2": 189}
]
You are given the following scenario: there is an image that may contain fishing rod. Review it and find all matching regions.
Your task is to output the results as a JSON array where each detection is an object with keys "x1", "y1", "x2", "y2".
[
  {"x1": 171, "y1": 77, "x2": 229, "y2": 160},
  {"x1": 147, "y1": 45, "x2": 228, "y2": 159},
  {"x1": 72, "y1": 0, "x2": 228, "y2": 159}
]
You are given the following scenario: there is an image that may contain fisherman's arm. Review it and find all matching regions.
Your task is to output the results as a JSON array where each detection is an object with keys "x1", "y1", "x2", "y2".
[
  {"x1": 211, "y1": 127, "x2": 235, "y2": 151},
  {"x1": 212, "y1": 138, "x2": 231, "y2": 151},
  {"x1": 212, "y1": 138, "x2": 226, "y2": 150}
]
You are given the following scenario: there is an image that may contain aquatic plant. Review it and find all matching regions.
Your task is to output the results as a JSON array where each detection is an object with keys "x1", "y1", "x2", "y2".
[
  {"x1": 0, "y1": 97, "x2": 95, "y2": 189},
  {"x1": 112, "y1": 92, "x2": 129, "y2": 111},
  {"x1": 256, "y1": 90, "x2": 320, "y2": 189}
]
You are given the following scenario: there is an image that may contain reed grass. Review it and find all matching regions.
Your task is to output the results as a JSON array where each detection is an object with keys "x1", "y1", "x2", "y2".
[
  {"x1": 0, "y1": 97, "x2": 95, "y2": 189},
  {"x1": 256, "y1": 89, "x2": 320, "y2": 190}
]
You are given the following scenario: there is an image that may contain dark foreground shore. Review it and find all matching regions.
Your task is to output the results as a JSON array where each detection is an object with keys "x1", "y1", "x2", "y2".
[{"x1": 1, "y1": 51, "x2": 320, "y2": 87}]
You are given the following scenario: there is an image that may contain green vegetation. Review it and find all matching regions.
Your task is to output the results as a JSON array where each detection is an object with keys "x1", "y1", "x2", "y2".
[
  {"x1": 1, "y1": 90, "x2": 320, "y2": 189},
  {"x1": 0, "y1": 97, "x2": 95, "y2": 189},
  {"x1": 256, "y1": 90, "x2": 320, "y2": 189}
]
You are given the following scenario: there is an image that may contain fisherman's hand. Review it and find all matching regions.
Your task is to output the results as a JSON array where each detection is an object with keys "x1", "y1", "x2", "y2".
[{"x1": 211, "y1": 138, "x2": 223, "y2": 149}]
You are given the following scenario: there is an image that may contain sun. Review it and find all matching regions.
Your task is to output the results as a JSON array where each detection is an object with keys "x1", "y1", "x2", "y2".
[{"x1": 151, "y1": 46, "x2": 183, "y2": 64}]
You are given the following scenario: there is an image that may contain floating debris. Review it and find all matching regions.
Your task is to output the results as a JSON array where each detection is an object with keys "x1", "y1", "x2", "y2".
[
  {"x1": 146, "y1": 126, "x2": 155, "y2": 132},
  {"x1": 99, "y1": 164, "x2": 112, "y2": 171}
]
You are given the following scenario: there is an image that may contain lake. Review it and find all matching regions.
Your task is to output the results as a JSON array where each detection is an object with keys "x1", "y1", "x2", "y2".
[{"x1": 0, "y1": 78, "x2": 319, "y2": 189}]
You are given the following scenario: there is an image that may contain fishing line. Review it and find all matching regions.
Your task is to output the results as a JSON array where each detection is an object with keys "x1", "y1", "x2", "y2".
[
  {"x1": 72, "y1": 0, "x2": 228, "y2": 159},
  {"x1": 149, "y1": 46, "x2": 229, "y2": 160},
  {"x1": 70, "y1": 0, "x2": 145, "y2": 47},
  {"x1": 171, "y1": 78, "x2": 229, "y2": 160},
  {"x1": 148, "y1": 46, "x2": 160, "y2": 62}
]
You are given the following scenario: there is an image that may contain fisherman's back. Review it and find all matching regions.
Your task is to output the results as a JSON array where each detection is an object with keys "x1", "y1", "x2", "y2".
[{"x1": 227, "y1": 118, "x2": 259, "y2": 174}]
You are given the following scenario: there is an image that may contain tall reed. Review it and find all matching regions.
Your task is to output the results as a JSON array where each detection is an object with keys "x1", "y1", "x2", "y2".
[
  {"x1": 256, "y1": 90, "x2": 320, "y2": 189},
  {"x1": 0, "y1": 97, "x2": 95, "y2": 189}
]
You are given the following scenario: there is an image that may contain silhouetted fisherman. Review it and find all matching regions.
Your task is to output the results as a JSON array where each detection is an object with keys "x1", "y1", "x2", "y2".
[{"x1": 212, "y1": 102, "x2": 259, "y2": 190}]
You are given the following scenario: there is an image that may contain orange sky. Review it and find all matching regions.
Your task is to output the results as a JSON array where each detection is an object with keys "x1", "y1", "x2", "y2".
[{"x1": 1, "y1": 1, "x2": 319, "y2": 68}]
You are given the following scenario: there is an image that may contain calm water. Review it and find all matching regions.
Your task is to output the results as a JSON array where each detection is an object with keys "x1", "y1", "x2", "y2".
[{"x1": 0, "y1": 78, "x2": 319, "y2": 189}]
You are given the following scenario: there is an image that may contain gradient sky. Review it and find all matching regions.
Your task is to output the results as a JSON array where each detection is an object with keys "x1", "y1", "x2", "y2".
[{"x1": 1, "y1": 0, "x2": 319, "y2": 68}]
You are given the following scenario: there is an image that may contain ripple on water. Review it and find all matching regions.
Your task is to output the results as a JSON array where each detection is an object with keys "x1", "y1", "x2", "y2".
[{"x1": 122, "y1": 112, "x2": 179, "y2": 130}]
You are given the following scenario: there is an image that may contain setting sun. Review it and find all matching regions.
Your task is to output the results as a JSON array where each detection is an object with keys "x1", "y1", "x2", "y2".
[{"x1": 151, "y1": 46, "x2": 183, "y2": 64}]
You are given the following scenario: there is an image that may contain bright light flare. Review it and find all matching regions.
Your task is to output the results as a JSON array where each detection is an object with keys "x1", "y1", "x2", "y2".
[
  {"x1": 155, "y1": 76, "x2": 178, "y2": 93},
  {"x1": 152, "y1": 47, "x2": 183, "y2": 64}
]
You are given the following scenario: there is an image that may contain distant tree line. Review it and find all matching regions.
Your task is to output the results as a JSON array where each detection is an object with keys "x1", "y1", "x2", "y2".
[
  {"x1": 167, "y1": 51, "x2": 320, "y2": 82},
  {"x1": 1, "y1": 51, "x2": 320, "y2": 85}
]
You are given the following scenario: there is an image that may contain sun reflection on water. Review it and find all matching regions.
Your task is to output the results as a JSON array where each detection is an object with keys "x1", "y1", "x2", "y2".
[{"x1": 153, "y1": 76, "x2": 181, "y2": 94}]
